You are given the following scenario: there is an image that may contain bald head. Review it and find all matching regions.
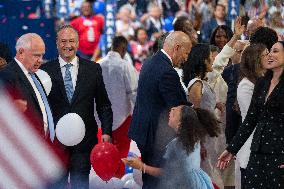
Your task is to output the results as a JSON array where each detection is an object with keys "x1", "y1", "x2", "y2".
[
  {"x1": 163, "y1": 31, "x2": 192, "y2": 67},
  {"x1": 247, "y1": 18, "x2": 264, "y2": 38}
]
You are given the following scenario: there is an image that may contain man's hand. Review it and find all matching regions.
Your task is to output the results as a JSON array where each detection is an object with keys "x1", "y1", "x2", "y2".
[{"x1": 101, "y1": 134, "x2": 112, "y2": 143}]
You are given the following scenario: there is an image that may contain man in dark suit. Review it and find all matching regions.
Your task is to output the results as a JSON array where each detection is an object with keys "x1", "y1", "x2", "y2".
[
  {"x1": 0, "y1": 33, "x2": 54, "y2": 140},
  {"x1": 128, "y1": 31, "x2": 192, "y2": 189},
  {"x1": 41, "y1": 25, "x2": 113, "y2": 189}
]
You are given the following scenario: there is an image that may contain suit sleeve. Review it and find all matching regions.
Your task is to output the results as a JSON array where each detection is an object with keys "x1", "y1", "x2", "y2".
[
  {"x1": 158, "y1": 70, "x2": 188, "y2": 108},
  {"x1": 94, "y1": 64, "x2": 113, "y2": 136},
  {"x1": 226, "y1": 80, "x2": 261, "y2": 155},
  {"x1": 0, "y1": 70, "x2": 19, "y2": 98}
]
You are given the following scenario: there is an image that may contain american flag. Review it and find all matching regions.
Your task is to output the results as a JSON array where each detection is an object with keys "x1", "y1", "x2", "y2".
[{"x1": 0, "y1": 88, "x2": 64, "y2": 189}]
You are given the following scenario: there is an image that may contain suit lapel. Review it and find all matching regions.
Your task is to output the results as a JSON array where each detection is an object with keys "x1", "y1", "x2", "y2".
[
  {"x1": 158, "y1": 50, "x2": 172, "y2": 67},
  {"x1": 70, "y1": 58, "x2": 86, "y2": 105},
  {"x1": 12, "y1": 61, "x2": 38, "y2": 103},
  {"x1": 52, "y1": 59, "x2": 70, "y2": 104},
  {"x1": 265, "y1": 76, "x2": 284, "y2": 105}
]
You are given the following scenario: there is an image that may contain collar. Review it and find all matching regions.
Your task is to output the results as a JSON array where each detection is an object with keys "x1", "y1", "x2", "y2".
[
  {"x1": 59, "y1": 56, "x2": 78, "y2": 68},
  {"x1": 161, "y1": 49, "x2": 173, "y2": 65},
  {"x1": 14, "y1": 58, "x2": 29, "y2": 76}
]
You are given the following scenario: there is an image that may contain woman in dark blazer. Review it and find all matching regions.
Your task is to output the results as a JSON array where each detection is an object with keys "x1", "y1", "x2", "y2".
[{"x1": 217, "y1": 41, "x2": 284, "y2": 188}]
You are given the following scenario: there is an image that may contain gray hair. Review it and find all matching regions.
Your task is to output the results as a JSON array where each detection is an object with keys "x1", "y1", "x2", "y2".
[
  {"x1": 15, "y1": 33, "x2": 42, "y2": 51},
  {"x1": 56, "y1": 25, "x2": 79, "y2": 39}
]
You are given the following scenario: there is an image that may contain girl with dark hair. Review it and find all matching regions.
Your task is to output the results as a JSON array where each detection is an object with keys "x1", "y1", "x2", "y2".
[
  {"x1": 210, "y1": 25, "x2": 234, "y2": 50},
  {"x1": 182, "y1": 43, "x2": 221, "y2": 185},
  {"x1": 183, "y1": 43, "x2": 215, "y2": 111},
  {"x1": 236, "y1": 43, "x2": 268, "y2": 187},
  {"x1": 122, "y1": 105, "x2": 220, "y2": 189},
  {"x1": 218, "y1": 41, "x2": 284, "y2": 188}
]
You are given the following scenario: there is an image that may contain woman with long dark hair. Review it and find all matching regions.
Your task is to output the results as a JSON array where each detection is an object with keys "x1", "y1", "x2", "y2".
[{"x1": 218, "y1": 41, "x2": 284, "y2": 188}]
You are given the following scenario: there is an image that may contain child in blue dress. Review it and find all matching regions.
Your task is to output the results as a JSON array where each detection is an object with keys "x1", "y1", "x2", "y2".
[{"x1": 123, "y1": 104, "x2": 220, "y2": 189}]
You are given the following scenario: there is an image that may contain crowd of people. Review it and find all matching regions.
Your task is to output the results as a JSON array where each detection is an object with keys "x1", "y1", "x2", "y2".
[{"x1": 0, "y1": 0, "x2": 284, "y2": 189}]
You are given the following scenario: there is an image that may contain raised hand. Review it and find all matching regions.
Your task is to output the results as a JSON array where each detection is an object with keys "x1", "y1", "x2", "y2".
[{"x1": 234, "y1": 16, "x2": 245, "y2": 37}]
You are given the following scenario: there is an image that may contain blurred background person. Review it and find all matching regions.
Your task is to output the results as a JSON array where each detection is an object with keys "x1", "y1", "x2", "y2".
[
  {"x1": 70, "y1": 1, "x2": 104, "y2": 61},
  {"x1": 0, "y1": 42, "x2": 12, "y2": 70},
  {"x1": 200, "y1": 4, "x2": 231, "y2": 43},
  {"x1": 130, "y1": 27, "x2": 153, "y2": 72},
  {"x1": 98, "y1": 36, "x2": 138, "y2": 178}
]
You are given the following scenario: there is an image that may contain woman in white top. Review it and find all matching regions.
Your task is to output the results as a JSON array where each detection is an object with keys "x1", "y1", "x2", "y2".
[
  {"x1": 236, "y1": 43, "x2": 268, "y2": 187},
  {"x1": 184, "y1": 17, "x2": 245, "y2": 187}
]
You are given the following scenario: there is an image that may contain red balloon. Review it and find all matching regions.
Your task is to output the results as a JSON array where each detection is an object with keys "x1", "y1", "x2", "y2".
[{"x1": 90, "y1": 142, "x2": 121, "y2": 181}]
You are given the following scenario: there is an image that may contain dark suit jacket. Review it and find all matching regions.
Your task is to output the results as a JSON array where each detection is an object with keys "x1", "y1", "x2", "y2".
[
  {"x1": 0, "y1": 60, "x2": 46, "y2": 136},
  {"x1": 41, "y1": 57, "x2": 112, "y2": 153},
  {"x1": 222, "y1": 63, "x2": 242, "y2": 143},
  {"x1": 128, "y1": 50, "x2": 187, "y2": 150},
  {"x1": 227, "y1": 73, "x2": 284, "y2": 155}
]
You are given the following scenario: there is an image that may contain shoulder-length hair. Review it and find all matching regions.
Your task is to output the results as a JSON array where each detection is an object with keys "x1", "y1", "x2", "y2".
[
  {"x1": 210, "y1": 25, "x2": 233, "y2": 47},
  {"x1": 239, "y1": 43, "x2": 267, "y2": 84}
]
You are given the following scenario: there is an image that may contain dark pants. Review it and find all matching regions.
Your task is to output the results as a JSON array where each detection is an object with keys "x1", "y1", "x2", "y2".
[
  {"x1": 69, "y1": 152, "x2": 91, "y2": 189},
  {"x1": 138, "y1": 145, "x2": 165, "y2": 189},
  {"x1": 240, "y1": 168, "x2": 246, "y2": 189},
  {"x1": 51, "y1": 152, "x2": 91, "y2": 189}
]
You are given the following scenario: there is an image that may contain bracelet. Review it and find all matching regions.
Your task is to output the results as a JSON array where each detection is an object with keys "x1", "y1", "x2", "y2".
[{"x1": 143, "y1": 163, "x2": 146, "y2": 174}]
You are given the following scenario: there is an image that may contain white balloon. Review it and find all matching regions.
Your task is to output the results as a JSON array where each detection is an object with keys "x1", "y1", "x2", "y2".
[
  {"x1": 90, "y1": 174, "x2": 105, "y2": 189},
  {"x1": 129, "y1": 140, "x2": 141, "y2": 157},
  {"x1": 121, "y1": 173, "x2": 133, "y2": 185},
  {"x1": 110, "y1": 177, "x2": 124, "y2": 189},
  {"x1": 56, "y1": 113, "x2": 85, "y2": 146},
  {"x1": 133, "y1": 169, "x2": 143, "y2": 186},
  {"x1": 123, "y1": 179, "x2": 142, "y2": 189},
  {"x1": 36, "y1": 69, "x2": 52, "y2": 96}
]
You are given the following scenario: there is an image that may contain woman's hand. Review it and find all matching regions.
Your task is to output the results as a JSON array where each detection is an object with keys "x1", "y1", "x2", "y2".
[
  {"x1": 216, "y1": 150, "x2": 234, "y2": 170},
  {"x1": 234, "y1": 16, "x2": 245, "y2": 37},
  {"x1": 121, "y1": 157, "x2": 143, "y2": 170}
]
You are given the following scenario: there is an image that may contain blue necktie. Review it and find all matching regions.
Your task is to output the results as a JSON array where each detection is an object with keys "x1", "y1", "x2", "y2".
[
  {"x1": 30, "y1": 73, "x2": 55, "y2": 142},
  {"x1": 64, "y1": 64, "x2": 74, "y2": 103}
]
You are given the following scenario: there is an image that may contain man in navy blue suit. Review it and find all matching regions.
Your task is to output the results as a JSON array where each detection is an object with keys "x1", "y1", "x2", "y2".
[{"x1": 128, "y1": 31, "x2": 192, "y2": 189}]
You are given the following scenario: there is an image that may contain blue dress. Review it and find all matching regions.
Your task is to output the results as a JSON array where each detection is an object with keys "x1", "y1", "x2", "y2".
[{"x1": 158, "y1": 138, "x2": 214, "y2": 189}]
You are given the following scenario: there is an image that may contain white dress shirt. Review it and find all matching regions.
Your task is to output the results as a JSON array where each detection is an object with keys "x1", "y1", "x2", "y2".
[
  {"x1": 236, "y1": 77, "x2": 255, "y2": 168},
  {"x1": 98, "y1": 51, "x2": 138, "y2": 130},
  {"x1": 161, "y1": 49, "x2": 173, "y2": 65},
  {"x1": 59, "y1": 56, "x2": 79, "y2": 90},
  {"x1": 15, "y1": 58, "x2": 48, "y2": 133}
]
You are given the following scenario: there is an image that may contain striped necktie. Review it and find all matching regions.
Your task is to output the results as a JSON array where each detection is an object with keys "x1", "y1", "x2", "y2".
[{"x1": 64, "y1": 63, "x2": 74, "y2": 103}]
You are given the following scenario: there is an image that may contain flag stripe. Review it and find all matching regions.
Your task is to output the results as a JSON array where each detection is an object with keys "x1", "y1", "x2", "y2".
[
  {"x1": 0, "y1": 153, "x2": 29, "y2": 189},
  {"x1": 0, "y1": 90, "x2": 63, "y2": 188}
]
